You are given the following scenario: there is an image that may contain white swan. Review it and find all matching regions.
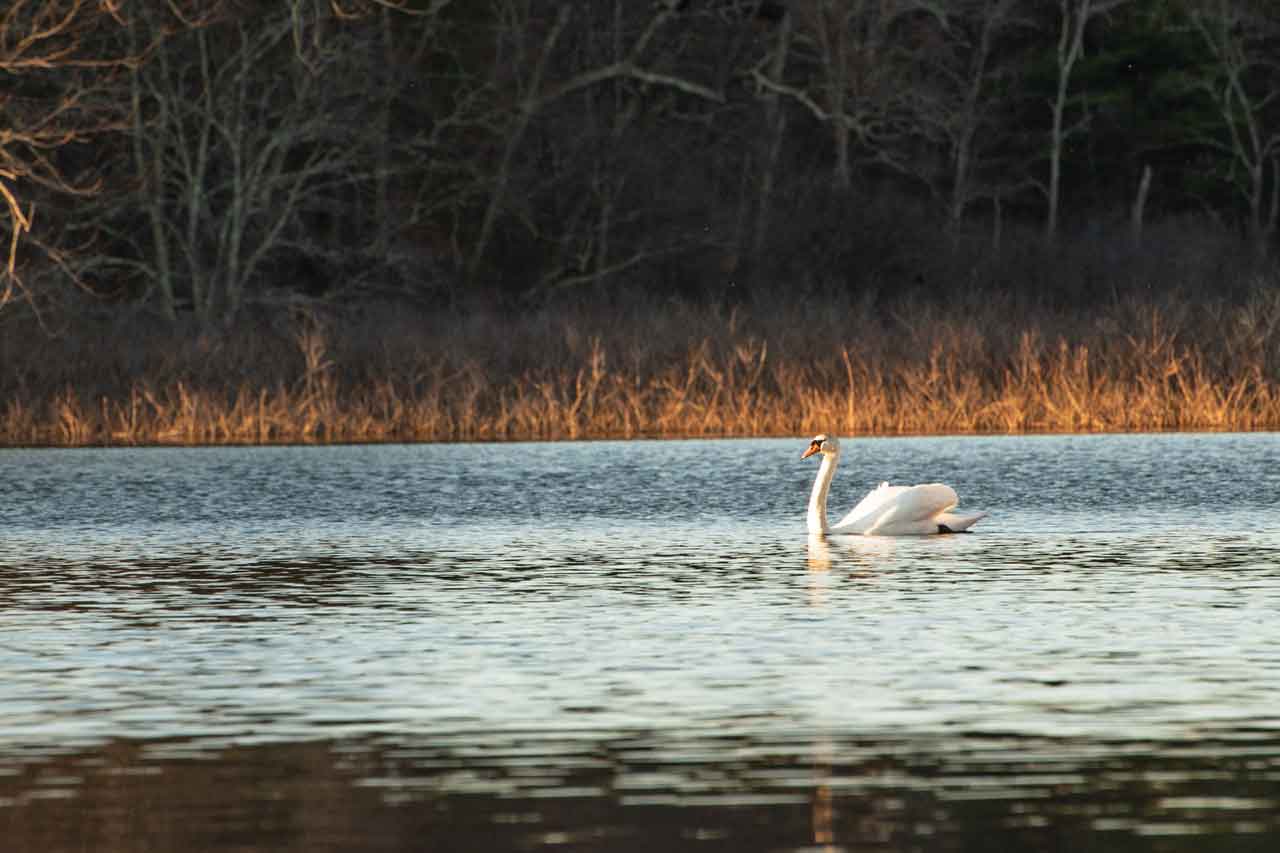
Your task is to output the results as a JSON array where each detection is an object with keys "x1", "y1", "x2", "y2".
[{"x1": 802, "y1": 434, "x2": 986, "y2": 536}]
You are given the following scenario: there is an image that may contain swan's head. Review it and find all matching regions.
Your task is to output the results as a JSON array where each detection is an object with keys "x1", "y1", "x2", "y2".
[{"x1": 801, "y1": 434, "x2": 839, "y2": 460}]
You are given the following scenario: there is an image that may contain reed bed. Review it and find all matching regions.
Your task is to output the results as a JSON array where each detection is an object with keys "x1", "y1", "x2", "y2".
[{"x1": 3, "y1": 285, "x2": 1280, "y2": 446}]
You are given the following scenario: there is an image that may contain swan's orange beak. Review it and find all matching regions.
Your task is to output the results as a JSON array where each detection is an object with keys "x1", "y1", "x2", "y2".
[{"x1": 801, "y1": 443, "x2": 820, "y2": 460}]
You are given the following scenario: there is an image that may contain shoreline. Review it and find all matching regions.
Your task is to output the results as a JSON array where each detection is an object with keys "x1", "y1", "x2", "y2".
[
  {"x1": 3, "y1": 380, "x2": 1276, "y2": 448},
  {"x1": 5, "y1": 287, "x2": 1279, "y2": 448},
  {"x1": 0, "y1": 425, "x2": 1271, "y2": 451}
]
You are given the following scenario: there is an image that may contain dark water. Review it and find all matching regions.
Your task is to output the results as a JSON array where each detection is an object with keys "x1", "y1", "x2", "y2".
[{"x1": 2, "y1": 434, "x2": 1280, "y2": 851}]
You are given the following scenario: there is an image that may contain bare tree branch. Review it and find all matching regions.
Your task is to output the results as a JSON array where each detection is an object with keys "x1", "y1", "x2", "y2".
[{"x1": 0, "y1": 0, "x2": 141, "y2": 311}]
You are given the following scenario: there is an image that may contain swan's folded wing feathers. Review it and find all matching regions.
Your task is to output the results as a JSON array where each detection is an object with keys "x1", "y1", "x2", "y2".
[
  {"x1": 832, "y1": 483, "x2": 962, "y2": 535},
  {"x1": 908, "y1": 484, "x2": 960, "y2": 518},
  {"x1": 832, "y1": 483, "x2": 912, "y2": 531}
]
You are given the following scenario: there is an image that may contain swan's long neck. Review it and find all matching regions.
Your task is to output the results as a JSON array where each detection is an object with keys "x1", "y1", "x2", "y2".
[{"x1": 808, "y1": 450, "x2": 838, "y2": 535}]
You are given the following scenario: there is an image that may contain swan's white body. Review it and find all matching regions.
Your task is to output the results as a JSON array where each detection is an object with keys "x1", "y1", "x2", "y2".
[{"x1": 803, "y1": 434, "x2": 986, "y2": 536}]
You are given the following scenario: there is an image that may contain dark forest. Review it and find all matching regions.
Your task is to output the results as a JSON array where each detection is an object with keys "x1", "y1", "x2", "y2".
[{"x1": 3, "y1": 0, "x2": 1280, "y2": 443}]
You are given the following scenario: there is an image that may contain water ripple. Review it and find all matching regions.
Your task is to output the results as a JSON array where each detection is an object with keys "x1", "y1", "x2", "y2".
[{"x1": 2, "y1": 435, "x2": 1280, "y2": 849}]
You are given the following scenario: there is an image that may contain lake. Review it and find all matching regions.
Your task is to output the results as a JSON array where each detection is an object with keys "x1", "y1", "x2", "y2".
[{"x1": 2, "y1": 433, "x2": 1279, "y2": 851}]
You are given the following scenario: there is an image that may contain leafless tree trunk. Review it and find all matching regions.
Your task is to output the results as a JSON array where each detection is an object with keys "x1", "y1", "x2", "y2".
[
  {"x1": 941, "y1": 0, "x2": 1023, "y2": 226},
  {"x1": 466, "y1": 4, "x2": 571, "y2": 287},
  {"x1": 1043, "y1": 0, "x2": 1132, "y2": 244},
  {"x1": 1130, "y1": 163, "x2": 1152, "y2": 248},
  {"x1": 750, "y1": 7, "x2": 794, "y2": 267}
]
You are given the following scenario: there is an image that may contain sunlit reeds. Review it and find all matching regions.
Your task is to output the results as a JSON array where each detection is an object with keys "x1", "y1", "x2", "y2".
[{"x1": 3, "y1": 284, "x2": 1280, "y2": 446}]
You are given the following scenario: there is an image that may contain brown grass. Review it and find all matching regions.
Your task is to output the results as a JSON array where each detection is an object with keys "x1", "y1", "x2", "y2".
[{"x1": 3, "y1": 284, "x2": 1280, "y2": 446}]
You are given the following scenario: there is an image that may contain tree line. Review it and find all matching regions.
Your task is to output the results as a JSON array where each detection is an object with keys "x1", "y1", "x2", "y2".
[{"x1": 2, "y1": 0, "x2": 1279, "y2": 328}]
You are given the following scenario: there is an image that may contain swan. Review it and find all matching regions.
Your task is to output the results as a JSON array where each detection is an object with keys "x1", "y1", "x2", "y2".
[{"x1": 802, "y1": 434, "x2": 986, "y2": 536}]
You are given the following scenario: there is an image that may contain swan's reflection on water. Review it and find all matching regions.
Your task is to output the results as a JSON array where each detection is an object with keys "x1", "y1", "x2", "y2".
[
  {"x1": 810, "y1": 735, "x2": 837, "y2": 851},
  {"x1": 806, "y1": 532, "x2": 898, "y2": 571},
  {"x1": 807, "y1": 533, "x2": 833, "y2": 572},
  {"x1": 805, "y1": 534, "x2": 834, "y2": 608},
  {"x1": 806, "y1": 533, "x2": 896, "y2": 606}
]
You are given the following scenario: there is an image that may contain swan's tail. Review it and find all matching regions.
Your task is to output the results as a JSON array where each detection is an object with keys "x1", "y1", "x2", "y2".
[{"x1": 936, "y1": 511, "x2": 987, "y2": 533}]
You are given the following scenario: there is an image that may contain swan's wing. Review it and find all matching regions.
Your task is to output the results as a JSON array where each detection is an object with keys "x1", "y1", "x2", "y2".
[
  {"x1": 897, "y1": 483, "x2": 960, "y2": 519},
  {"x1": 829, "y1": 483, "x2": 917, "y2": 534},
  {"x1": 831, "y1": 483, "x2": 961, "y2": 536}
]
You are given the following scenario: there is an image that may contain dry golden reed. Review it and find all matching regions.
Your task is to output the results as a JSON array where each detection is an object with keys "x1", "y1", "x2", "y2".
[{"x1": 3, "y1": 287, "x2": 1280, "y2": 446}]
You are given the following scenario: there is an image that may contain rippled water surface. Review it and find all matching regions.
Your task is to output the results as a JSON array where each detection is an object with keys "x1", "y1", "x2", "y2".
[{"x1": 3, "y1": 434, "x2": 1280, "y2": 851}]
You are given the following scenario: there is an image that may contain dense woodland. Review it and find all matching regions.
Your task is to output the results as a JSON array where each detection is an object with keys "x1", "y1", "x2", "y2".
[{"x1": 3, "y1": 0, "x2": 1280, "y2": 442}]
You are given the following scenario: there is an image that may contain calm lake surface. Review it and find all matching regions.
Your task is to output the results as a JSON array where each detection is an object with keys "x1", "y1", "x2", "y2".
[{"x1": 2, "y1": 433, "x2": 1280, "y2": 851}]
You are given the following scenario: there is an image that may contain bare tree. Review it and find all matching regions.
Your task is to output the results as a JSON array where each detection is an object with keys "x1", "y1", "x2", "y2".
[
  {"x1": 752, "y1": 0, "x2": 943, "y2": 192},
  {"x1": 0, "y1": 0, "x2": 132, "y2": 311},
  {"x1": 109, "y1": 5, "x2": 398, "y2": 326},
  {"x1": 1187, "y1": 0, "x2": 1280, "y2": 255},
  {"x1": 466, "y1": 1, "x2": 722, "y2": 287},
  {"x1": 1041, "y1": 0, "x2": 1133, "y2": 244},
  {"x1": 285, "y1": 0, "x2": 442, "y2": 69},
  {"x1": 916, "y1": 0, "x2": 1029, "y2": 226},
  {"x1": 747, "y1": 3, "x2": 795, "y2": 274}
]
